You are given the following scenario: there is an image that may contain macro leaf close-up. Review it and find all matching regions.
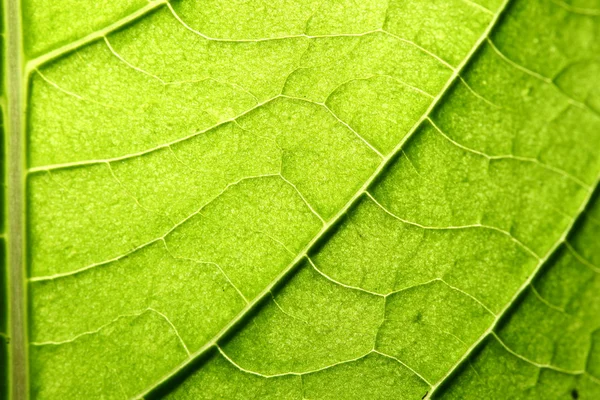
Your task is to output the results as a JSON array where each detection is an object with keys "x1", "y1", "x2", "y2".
[{"x1": 1, "y1": 0, "x2": 600, "y2": 399}]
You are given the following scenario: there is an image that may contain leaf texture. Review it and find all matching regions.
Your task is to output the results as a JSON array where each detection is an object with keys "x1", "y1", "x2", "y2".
[{"x1": 2, "y1": 0, "x2": 600, "y2": 398}]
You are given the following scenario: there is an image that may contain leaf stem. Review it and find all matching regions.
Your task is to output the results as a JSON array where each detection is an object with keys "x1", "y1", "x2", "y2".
[{"x1": 5, "y1": 0, "x2": 27, "y2": 396}]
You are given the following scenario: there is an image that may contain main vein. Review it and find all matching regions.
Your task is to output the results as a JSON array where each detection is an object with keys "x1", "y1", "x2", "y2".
[
  {"x1": 6, "y1": 0, "x2": 27, "y2": 397},
  {"x1": 135, "y1": 1, "x2": 512, "y2": 397}
]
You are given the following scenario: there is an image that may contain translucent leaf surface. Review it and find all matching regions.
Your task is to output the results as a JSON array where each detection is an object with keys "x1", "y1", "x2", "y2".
[{"x1": 2, "y1": 0, "x2": 600, "y2": 398}]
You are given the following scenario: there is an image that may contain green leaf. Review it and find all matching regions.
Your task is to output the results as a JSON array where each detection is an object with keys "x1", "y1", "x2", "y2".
[{"x1": 3, "y1": 0, "x2": 600, "y2": 398}]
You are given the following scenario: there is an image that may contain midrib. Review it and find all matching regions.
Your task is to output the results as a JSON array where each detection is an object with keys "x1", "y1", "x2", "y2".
[{"x1": 5, "y1": 0, "x2": 26, "y2": 397}]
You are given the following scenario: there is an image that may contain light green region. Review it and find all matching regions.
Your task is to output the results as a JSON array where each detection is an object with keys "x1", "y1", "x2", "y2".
[
  {"x1": 432, "y1": 45, "x2": 600, "y2": 186},
  {"x1": 376, "y1": 280, "x2": 495, "y2": 383},
  {"x1": 22, "y1": 0, "x2": 146, "y2": 56},
  {"x1": 326, "y1": 75, "x2": 433, "y2": 154},
  {"x1": 28, "y1": 164, "x2": 173, "y2": 277},
  {"x1": 28, "y1": 21, "x2": 303, "y2": 166},
  {"x1": 167, "y1": 350, "x2": 430, "y2": 400},
  {"x1": 436, "y1": 195, "x2": 600, "y2": 398},
  {"x1": 383, "y1": 0, "x2": 493, "y2": 66},
  {"x1": 437, "y1": 338, "x2": 600, "y2": 399},
  {"x1": 282, "y1": 33, "x2": 451, "y2": 103},
  {"x1": 302, "y1": 352, "x2": 430, "y2": 400},
  {"x1": 13, "y1": 0, "x2": 600, "y2": 398},
  {"x1": 30, "y1": 312, "x2": 189, "y2": 399},
  {"x1": 111, "y1": 121, "x2": 281, "y2": 223},
  {"x1": 312, "y1": 196, "x2": 537, "y2": 311},
  {"x1": 555, "y1": 60, "x2": 600, "y2": 113},
  {"x1": 164, "y1": 176, "x2": 322, "y2": 299},
  {"x1": 370, "y1": 122, "x2": 589, "y2": 256},
  {"x1": 172, "y1": 0, "x2": 324, "y2": 40},
  {"x1": 164, "y1": 351, "x2": 302, "y2": 400},
  {"x1": 29, "y1": 241, "x2": 246, "y2": 351},
  {"x1": 236, "y1": 97, "x2": 382, "y2": 218},
  {"x1": 491, "y1": 0, "x2": 600, "y2": 79},
  {"x1": 221, "y1": 262, "x2": 383, "y2": 375},
  {"x1": 105, "y1": 7, "x2": 307, "y2": 101}
]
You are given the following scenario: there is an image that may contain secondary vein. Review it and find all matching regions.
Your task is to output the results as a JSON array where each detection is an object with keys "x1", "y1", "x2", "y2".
[
  {"x1": 134, "y1": 1, "x2": 513, "y2": 397},
  {"x1": 426, "y1": 175, "x2": 600, "y2": 398},
  {"x1": 25, "y1": 0, "x2": 168, "y2": 73}
]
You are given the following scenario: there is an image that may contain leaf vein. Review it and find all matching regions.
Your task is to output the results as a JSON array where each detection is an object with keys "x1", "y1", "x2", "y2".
[{"x1": 80, "y1": 2, "x2": 518, "y2": 395}]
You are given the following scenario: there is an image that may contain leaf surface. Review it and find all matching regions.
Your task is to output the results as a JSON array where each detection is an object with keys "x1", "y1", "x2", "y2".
[{"x1": 2, "y1": 0, "x2": 600, "y2": 398}]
